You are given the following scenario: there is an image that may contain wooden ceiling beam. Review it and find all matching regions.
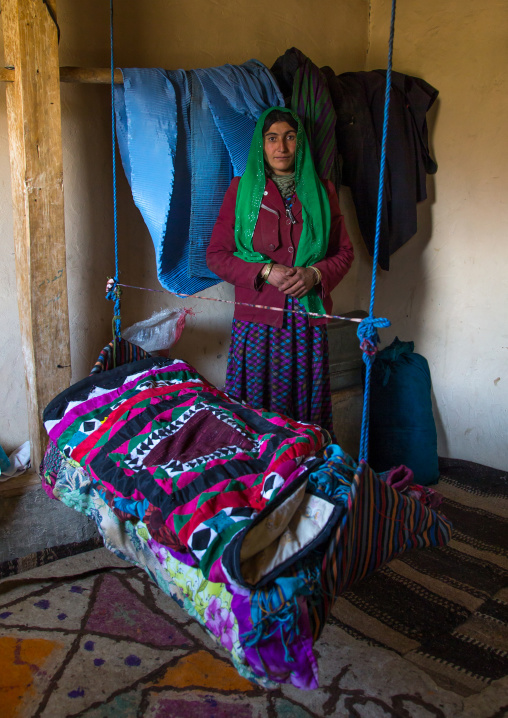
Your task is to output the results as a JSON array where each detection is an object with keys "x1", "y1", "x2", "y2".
[{"x1": 0, "y1": 66, "x2": 125, "y2": 83}]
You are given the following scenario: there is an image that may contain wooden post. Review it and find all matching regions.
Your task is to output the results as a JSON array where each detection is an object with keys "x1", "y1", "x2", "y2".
[{"x1": 2, "y1": 0, "x2": 70, "y2": 469}]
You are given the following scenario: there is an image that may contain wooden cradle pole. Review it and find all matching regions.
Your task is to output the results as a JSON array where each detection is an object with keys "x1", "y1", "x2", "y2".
[{"x1": 2, "y1": 0, "x2": 70, "y2": 470}]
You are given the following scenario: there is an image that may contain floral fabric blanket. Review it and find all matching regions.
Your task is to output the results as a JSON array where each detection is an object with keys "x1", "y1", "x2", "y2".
[
  {"x1": 40, "y1": 441, "x2": 452, "y2": 690},
  {"x1": 41, "y1": 455, "x2": 258, "y2": 683},
  {"x1": 43, "y1": 357, "x2": 331, "y2": 588}
]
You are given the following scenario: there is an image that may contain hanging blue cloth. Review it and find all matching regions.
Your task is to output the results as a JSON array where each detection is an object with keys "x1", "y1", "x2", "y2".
[
  {"x1": 114, "y1": 61, "x2": 283, "y2": 294},
  {"x1": 194, "y1": 61, "x2": 284, "y2": 176},
  {"x1": 187, "y1": 72, "x2": 233, "y2": 280}
]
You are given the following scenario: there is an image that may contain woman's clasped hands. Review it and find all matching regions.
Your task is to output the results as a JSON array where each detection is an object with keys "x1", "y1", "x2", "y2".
[{"x1": 267, "y1": 264, "x2": 317, "y2": 299}]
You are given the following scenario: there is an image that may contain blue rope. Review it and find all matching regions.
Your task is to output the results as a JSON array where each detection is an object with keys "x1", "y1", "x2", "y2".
[
  {"x1": 357, "y1": 0, "x2": 397, "y2": 462},
  {"x1": 107, "y1": 0, "x2": 121, "y2": 339}
]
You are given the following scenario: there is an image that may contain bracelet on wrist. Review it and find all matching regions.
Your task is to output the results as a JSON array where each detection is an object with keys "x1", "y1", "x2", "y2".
[
  {"x1": 260, "y1": 263, "x2": 274, "y2": 283},
  {"x1": 309, "y1": 265, "x2": 322, "y2": 286}
]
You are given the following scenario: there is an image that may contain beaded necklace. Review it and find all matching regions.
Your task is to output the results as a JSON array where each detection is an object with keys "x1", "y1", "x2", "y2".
[
  {"x1": 270, "y1": 172, "x2": 297, "y2": 225},
  {"x1": 283, "y1": 193, "x2": 297, "y2": 225}
]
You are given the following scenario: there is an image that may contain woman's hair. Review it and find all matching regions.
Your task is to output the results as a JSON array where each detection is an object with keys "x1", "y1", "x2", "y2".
[{"x1": 262, "y1": 109, "x2": 298, "y2": 135}]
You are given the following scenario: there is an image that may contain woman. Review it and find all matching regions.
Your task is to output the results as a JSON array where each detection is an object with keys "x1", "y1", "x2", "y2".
[{"x1": 206, "y1": 106, "x2": 354, "y2": 435}]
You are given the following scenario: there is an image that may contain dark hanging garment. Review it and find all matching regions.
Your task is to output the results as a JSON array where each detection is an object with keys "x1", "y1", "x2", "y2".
[
  {"x1": 322, "y1": 69, "x2": 438, "y2": 269},
  {"x1": 271, "y1": 47, "x2": 340, "y2": 185},
  {"x1": 270, "y1": 46, "x2": 303, "y2": 104}
]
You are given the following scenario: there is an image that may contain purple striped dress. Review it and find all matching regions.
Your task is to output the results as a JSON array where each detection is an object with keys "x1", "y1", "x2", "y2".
[{"x1": 224, "y1": 297, "x2": 335, "y2": 437}]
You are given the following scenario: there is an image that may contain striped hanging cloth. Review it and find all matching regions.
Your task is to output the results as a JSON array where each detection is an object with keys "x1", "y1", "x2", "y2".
[
  {"x1": 292, "y1": 57, "x2": 338, "y2": 181},
  {"x1": 90, "y1": 338, "x2": 150, "y2": 374}
]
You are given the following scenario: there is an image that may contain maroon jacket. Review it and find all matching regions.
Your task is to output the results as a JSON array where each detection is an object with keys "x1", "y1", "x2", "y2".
[{"x1": 206, "y1": 176, "x2": 354, "y2": 328}]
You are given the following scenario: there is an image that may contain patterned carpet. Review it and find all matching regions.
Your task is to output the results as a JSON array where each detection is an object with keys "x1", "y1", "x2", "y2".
[{"x1": 0, "y1": 458, "x2": 507, "y2": 717}]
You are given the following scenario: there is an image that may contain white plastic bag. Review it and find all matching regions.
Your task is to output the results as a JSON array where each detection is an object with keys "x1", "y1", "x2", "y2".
[
  {"x1": 0, "y1": 440, "x2": 31, "y2": 481},
  {"x1": 122, "y1": 307, "x2": 192, "y2": 353}
]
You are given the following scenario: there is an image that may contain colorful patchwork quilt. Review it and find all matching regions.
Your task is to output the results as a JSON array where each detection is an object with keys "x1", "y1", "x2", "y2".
[
  {"x1": 43, "y1": 357, "x2": 334, "y2": 588},
  {"x1": 40, "y1": 354, "x2": 453, "y2": 689}
]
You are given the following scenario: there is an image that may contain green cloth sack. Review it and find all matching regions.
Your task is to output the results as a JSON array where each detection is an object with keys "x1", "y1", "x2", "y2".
[{"x1": 368, "y1": 337, "x2": 439, "y2": 485}]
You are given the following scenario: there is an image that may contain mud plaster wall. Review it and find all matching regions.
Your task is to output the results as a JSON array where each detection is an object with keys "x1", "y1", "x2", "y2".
[{"x1": 364, "y1": 0, "x2": 508, "y2": 470}]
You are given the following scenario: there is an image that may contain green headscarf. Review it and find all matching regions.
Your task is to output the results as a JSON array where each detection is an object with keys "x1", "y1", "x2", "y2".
[{"x1": 233, "y1": 106, "x2": 331, "y2": 316}]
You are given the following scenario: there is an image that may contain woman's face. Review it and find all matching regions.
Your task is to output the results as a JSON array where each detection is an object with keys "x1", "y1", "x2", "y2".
[{"x1": 263, "y1": 121, "x2": 297, "y2": 175}]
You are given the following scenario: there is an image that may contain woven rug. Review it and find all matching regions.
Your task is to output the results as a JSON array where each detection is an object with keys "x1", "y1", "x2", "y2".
[
  {"x1": 0, "y1": 538, "x2": 103, "y2": 580},
  {"x1": 0, "y1": 458, "x2": 507, "y2": 717}
]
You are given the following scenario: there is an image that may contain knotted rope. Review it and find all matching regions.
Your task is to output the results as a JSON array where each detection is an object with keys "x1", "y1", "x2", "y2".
[
  {"x1": 357, "y1": 316, "x2": 391, "y2": 461},
  {"x1": 357, "y1": 0, "x2": 397, "y2": 462}
]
